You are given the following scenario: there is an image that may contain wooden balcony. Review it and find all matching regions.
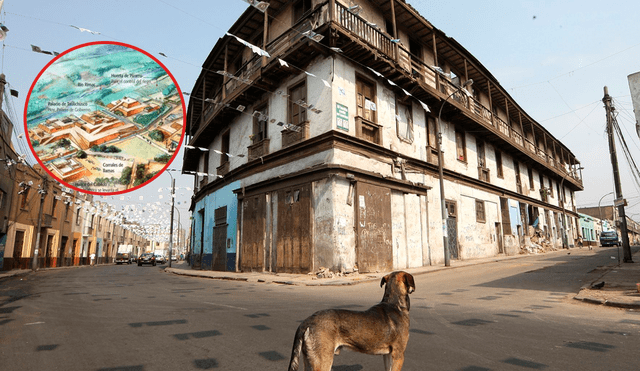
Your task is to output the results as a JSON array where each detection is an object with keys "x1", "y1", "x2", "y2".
[
  {"x1": 248, "y1": 138, "x2": 270, "y2": 161},
  {"x1": 217, "y1": 161, "x2": 230, "y2": 177},
  {"x1": 281, "y1": 121, "x2": 310, "y2": 148},
  {"x1": 186, "y1": 0, "x2": 582, "y2": 188}
]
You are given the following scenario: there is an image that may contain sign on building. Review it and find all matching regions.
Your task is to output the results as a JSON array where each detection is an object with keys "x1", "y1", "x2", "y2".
[{"x1": 336, "y1": 103, "x2": 349, "y2": 131}]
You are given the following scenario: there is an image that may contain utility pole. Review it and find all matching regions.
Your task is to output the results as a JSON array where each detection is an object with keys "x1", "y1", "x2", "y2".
[
  {"x1": 32, "y1": 179, "x2": 48, "y2": 271},
  {"x1": 168, "y1": 177, "x2": 175, "y2": 268},
  {"x1": 603, "y1": 86, "x2": 633, "y2": 263}
]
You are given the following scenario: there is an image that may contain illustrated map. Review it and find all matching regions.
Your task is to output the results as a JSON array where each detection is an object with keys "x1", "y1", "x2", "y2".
[{"x1": 26, "y1": 43, "x2": 184, "y2": 193}]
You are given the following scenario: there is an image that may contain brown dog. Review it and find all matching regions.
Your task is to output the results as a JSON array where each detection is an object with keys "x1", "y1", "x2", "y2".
[{"x1": 287, "y1": 271, "x2": 415, "y2": 371}]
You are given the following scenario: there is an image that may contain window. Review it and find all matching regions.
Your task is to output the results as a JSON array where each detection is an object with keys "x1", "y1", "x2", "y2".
[
  {"x1": 396, "y1": 101, "x2": 413, "y2": 142},
  {"x1": 409, "y1": 38, "x2": 422, "y2": 59},
  {"x1": 20, "y1": 188, "x2": 29, "y2": 209},
  {"x1": 427, "y1": 117, "x2": 437, "y2": 148},
  {"x1": 52, "y1": 197, "x2": 58, "y2": 216},
  {"x1": 293, "y1": 0, "x2": 312, "y2": 23},
  {"x1": 476, "y1": 200, "x2": 486, "y2": 223},
  {"x1": 455, "y1": 130, "x2": 466, "y2": 162},
  {"x1": 356, "y1": 76, "x2": 381, "y2": 144},
  {"x1": 289, "y1": 81, "x2": 307, "y2": 126},
  {"x1": 252, "y1": 104, "x2": 269, "y2": 143},
  {"x1": 356, "y1": 77, "x2": 376, "y2": 123},
  {"x1": 477, "y1": 140, "x2": 486, "y2": 167},
  {"x1": 221, "y1": 130, "x2": 230, "y2": 166},
  {"x1": 500, "y1": 197, "x2": 512, "y2": 235},
  {"x1": 528, "y1": 167, "x2": 535, "y2": 190},
  {"x1": 202, "y1": 151, "x2": 209, "y2": 178},
  {"x1": 515, "y1": 161, "x2": 522, "y2": 193},
  {"x1": 496, "y1": 150, "x2": 503, "y2": 178},
  {"x1": 385, "y1": 19, "x2": 395, "y2": 37},
  {"x1": 76, "y1": 207, "x2": 81, "y2": 225}
]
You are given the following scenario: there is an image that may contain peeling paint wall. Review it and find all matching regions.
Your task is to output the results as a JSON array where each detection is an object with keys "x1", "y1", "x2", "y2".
[
  {"x1": 312, "y1": 177, "x2": 356, "y2": 272},
  {"x1": 193, "y1": 181, "x2": 240, "y2": 270}
]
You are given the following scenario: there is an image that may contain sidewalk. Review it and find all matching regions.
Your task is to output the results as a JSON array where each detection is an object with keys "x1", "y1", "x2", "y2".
[
  {"x1": 573, "y1": 249, "x2": 640, "y2": 309},
  {"x1": 166, "y1": 248, "x2": 640, "y2": 309},
  {"x1": 164, "y1": 253, "x2": 528, "y2": 286}
]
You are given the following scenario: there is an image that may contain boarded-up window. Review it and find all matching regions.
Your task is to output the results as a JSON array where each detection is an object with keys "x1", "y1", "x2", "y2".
[
  {"x1": 20, "y1": 188, "x2": 29, "y2": 209},
  {"x1": 455, "y1": 130, "x2": 466, "y2": 162},
  {"x1": 396, "y1": 101, "x2": 413, "y2": 142},
  {"x1": 289, "y1": 81, "x2": 307, "y2": 126},
  {"x1": 427, "y1": 117, "x2": 437, "y2": 148},
  {"x1": 476, "y1": 200, "x2": 486, "y2": 223},
  {"x1": 500, "y1": 197, "x2": 512, "y2": 235}
]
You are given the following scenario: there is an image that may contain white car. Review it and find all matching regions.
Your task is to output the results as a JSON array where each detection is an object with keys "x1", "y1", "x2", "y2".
[{"x1": 154, "y1": 254, "x2": 166, "y2": 264}]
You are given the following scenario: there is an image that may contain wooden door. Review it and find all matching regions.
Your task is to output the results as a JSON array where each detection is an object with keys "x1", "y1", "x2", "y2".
[
  {"x1": 12, "y1": 230, "x2": 25, "y2": 269},
  {"x1": 446, "y1": 200, "x2": 459, "y2": 259},
  {"x1": 241, "y1": 194, "x2": 266, "y2": 271},
  {"x1": 212, "y1": 206, "x2": 227, "y2": 271},
  {"x1": 356, "y1": 183, "x2": 392, "y2": 273},
  {"x1": 276, "y1": 184, "x2": 311, "y2": 273}
]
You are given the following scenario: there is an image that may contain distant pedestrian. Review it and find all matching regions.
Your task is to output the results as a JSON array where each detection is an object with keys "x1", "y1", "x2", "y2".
[{"x1": 90, "y1": 253, "x2": 96, "y2": 266}]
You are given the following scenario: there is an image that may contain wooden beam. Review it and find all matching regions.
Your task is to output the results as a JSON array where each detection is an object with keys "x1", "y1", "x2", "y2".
[
  {"x1": 390, "y1": 0, "x2": 398, "y2": 61},
  {"x1": 432, "y1": 33, "x2": 439, "y2": 92},
  {"x1": 262, "y1": 8, "x2": 268, "y2": 67}
]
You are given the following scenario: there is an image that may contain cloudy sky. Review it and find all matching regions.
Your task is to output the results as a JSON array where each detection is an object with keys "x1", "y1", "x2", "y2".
[{"x1": 2, "y1": 0, "x2": 640, "y2": 228}]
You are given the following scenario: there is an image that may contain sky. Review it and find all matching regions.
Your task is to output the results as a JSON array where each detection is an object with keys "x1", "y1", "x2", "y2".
[{"x1": 1, "y1": 0, "x2": 640, "y2": 231}]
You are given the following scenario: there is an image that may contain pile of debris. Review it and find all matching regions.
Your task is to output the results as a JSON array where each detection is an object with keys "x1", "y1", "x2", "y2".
[
  {"x1": 522, "y1": 231, "x2": 557, "y2": 254},
  {"x1": 310, "y1": 267, "x2": 359, "y2": 279}
]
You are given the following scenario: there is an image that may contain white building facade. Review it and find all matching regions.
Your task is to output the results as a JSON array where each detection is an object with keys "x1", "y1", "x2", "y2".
[{"x1": 183, "y1": 0, "x2": 583, "y2": 273}]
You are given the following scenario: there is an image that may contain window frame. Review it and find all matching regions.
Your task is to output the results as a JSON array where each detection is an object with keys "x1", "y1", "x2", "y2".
[
  {"x1": 396, "y1": 99, "x2": 414, "y2": 143},
  {"x1": 455, "y1": 129, "x2": 466, "y2": 163},
  {"x1": 475, "y1": 199, "x2": 486, "y2": 223},
  {"x1": 252, "y1": 102, "x2": 269, "y2": 144},
  {"x1": 496, "y1": 149, "x2": 503, "y2": 178},
  {"x1": 288, "y1": 79, "x2": 307, "y2": 127}
]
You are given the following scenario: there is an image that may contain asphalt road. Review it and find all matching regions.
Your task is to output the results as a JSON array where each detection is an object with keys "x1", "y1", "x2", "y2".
[{"x1": 1, "y1": 247, "x2": 639, "y2": 371}]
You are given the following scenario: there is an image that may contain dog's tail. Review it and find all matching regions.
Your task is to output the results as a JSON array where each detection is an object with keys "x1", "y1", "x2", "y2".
[{"x1": 287, "y1": 325, "x2": 307, "y2": 371}]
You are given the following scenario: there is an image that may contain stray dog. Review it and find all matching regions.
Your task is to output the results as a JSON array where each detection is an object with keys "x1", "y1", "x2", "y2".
[{"x1": 288, "y1": 271, "x2": 415, "y2": 371}]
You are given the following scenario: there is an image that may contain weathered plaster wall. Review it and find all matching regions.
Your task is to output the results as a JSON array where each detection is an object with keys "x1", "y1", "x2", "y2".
[
  {"x1": 193, "y1": 181, "x2": 240, "y2": 270},
  {"x1": 312, "y1": 177, "x2": 356, "y2": 272}
]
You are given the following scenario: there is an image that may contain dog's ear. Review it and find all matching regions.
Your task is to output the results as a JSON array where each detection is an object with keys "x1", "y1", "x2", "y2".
[
  {"x1": 403, "y1": 272, "x2": 415, "y2": 294},
  {"x1": 380, "y1": 274, "x2": 390, "y2": 288}
]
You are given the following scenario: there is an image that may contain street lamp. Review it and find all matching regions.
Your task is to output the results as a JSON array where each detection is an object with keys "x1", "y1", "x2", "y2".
[
  {"x1": 437, "y1": 78, "x2": 473, "y2": 267},
  {"x1": 165, "y1": 170, "x2": 175, "y2": 268},
  {"x1": 598, "y1": 191, "x2": 614, "y2": 223}
]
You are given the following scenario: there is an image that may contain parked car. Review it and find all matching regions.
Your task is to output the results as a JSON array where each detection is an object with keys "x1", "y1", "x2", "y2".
[
  {"x1": 115, "y1": 252, "x2": 132, "y2": 264},
  {"x1": 154, "y1": 254, "x2": 166, "y2": 264},
  {"x1": 138, "y1": 253, "x2": 156, "y2": 266},
  {"x1": 171, "y1": 255, "x2": 177, "y2": 261},
  {"x1": 599, "y1": 231, "x2": 620, "y2": 246}
]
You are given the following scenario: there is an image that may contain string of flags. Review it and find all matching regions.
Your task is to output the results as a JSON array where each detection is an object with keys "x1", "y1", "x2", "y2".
[
  {"x1": 30, "y1": 44, "x2": 59, "y2": 56},
  {"x1": 240, "y1": 0, "x2": 269, "y2": 12},
  {"x1": 70, "y1": 25, "x2": 101, "y2": 35}
]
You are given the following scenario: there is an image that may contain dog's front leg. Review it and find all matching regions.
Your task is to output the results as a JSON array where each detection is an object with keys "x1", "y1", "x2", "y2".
[{"x1": 383, "y1": 354, "x2": 393, "y2": 371}]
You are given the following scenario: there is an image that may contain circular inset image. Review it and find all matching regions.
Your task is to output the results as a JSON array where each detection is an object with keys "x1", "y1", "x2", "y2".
[{"x1": 24, "y1": 41, "x2": 185, "y2": 195}]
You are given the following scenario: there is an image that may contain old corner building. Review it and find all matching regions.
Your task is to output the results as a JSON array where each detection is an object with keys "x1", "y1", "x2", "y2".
[{"x1": 183, "y1": 0, "x2": 584, "y2": 273}]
